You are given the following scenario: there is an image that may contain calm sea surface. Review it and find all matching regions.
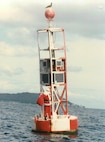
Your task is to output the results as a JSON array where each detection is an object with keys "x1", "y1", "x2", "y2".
[{"x1": 0, "y1": 94, "x2": 105, "y2": 142}]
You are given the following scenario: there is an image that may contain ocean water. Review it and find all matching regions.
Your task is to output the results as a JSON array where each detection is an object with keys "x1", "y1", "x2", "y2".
[{"x1": 0, "y1": 94, "x2": 105, "y2": 142}]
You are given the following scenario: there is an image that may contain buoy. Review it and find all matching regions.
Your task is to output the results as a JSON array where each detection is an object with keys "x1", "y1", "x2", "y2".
[{"x1": 32, "y1": 4, "x2": 78, "y2": 134}]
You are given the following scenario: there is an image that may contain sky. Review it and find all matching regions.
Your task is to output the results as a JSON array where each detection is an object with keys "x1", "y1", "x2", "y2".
[{"x1": 0, "y1": 0, "x2": 105, "y2": 109}]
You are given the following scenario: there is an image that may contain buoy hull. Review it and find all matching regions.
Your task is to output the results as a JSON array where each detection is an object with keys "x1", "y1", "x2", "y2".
[{"x1": 32, "y1": 115, "x2": 78, "y2": 133}]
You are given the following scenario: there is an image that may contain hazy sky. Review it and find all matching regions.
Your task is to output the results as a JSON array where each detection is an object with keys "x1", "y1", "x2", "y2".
[{"x1": 0, "y1": 0, "x2": 105, "y2": 109}]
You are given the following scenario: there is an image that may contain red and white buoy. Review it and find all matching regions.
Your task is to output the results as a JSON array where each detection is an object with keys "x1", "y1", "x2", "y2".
[{"x1": 32, "y1": 5, "x2": 78, "y2": 134}]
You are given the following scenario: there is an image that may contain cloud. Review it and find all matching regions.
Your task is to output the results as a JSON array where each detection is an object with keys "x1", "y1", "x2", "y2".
[
  {"x1": 1, "y1": 1, "x2": 105, "y2": 48},
  {"x1": 68, "y1": 66, "x2": 82, "y2": 72},
  {"x1": 7, "y1": 27, "x2": 35, "y2": 46},
  {"x1": 0, "y1": 67, "x2": 24, "y2": 76},
  {"x1": 0, "y1": 80, "x2": 13, "y2": 92},
  {"x1": 67, "y1": 37, "x2": 105, "y2": 91},
  {"x1": 0, "y1": 41, "x2": 37, "y2": 57},
  {"x1": 0, "y1": 1, "x2": 44, "y2": 27},
  {"x1": 55, "y1": 2, "x2": 105, "y2": 39},
  {"x1": 0, "y1": 2, "x2": 40, "y2": 46},
  {"x1": 1, "y1": 26, "x2": 35, "y2": 46},
  {"x1": 0, "y1": 56, "x2": 39, "y2": 93}
]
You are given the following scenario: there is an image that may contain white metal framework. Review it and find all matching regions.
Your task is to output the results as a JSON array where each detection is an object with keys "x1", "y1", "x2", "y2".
[{"x1": 37, "y1": 27, "x2": 68, "y2": 117}]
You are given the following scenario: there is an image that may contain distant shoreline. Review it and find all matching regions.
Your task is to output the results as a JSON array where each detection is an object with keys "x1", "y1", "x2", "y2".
[
  {"x1": 0, "y1": 92, "x2": 86, "y2": 109},
  {"x1": 0, "y1": 92, "x2": 38, "y2": 104}
]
